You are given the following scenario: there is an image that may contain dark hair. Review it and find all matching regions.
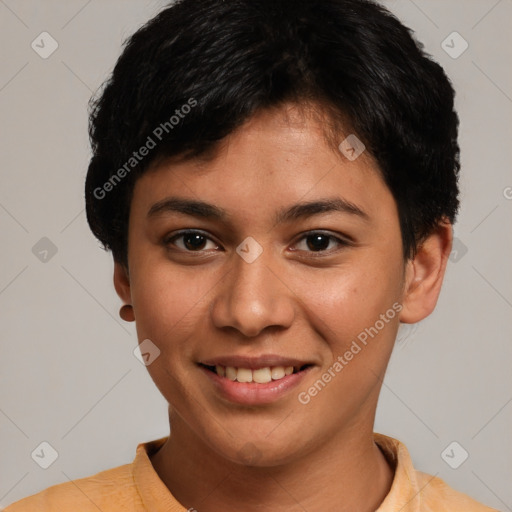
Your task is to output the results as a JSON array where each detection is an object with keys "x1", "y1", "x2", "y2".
[{"x1": 85, "y1": 0, "x2": 460, "y2": 268}]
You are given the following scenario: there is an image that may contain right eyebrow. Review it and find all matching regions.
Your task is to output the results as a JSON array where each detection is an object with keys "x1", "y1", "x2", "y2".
[{"x1": 147, "y1": 197, "x2": 227, "y2": 220}]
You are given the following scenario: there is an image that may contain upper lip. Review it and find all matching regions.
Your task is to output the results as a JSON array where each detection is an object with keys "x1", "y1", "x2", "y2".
[{"x1": 199, "y1": 355, "x2": 313, "y2": 369}]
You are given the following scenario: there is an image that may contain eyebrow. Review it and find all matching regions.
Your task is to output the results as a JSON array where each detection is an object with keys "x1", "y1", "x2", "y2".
[{"x1": 147, "y1": 196, "x2": 369, "y2": 224}]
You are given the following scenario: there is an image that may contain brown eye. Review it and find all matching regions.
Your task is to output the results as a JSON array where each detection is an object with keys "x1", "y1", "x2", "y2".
[
  {"x1": 165, "y1": 230, "x2": 218, "y2": 252},
  {"x1": 293, "y1": 231, "x2": 350, "y2": 254},
  {"x1": 305, "y1": 234, "x2": 331, "y2": 251}
]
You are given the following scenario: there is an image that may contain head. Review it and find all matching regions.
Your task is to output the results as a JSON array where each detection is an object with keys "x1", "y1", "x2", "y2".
[{"x1": 85, "y1": 0, "x2": 459, "y2": 465}]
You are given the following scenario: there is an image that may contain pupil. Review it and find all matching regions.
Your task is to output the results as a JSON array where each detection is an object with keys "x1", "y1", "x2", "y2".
[
  {"x1": 307, "y1": 234, "x2": 329, "y2": 251},
  {"x1": 184, "y1": 233, "x2": 206, "y2": 250}
]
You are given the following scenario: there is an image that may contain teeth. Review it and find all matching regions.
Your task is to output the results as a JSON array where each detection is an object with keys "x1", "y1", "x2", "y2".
[
  {"x1": 237, "y1": 368, "x2": 253, "y2": 383},
  {"x1": 253, "y1": 367, "x2": 272, "y2": 384},
  {"x1": 271, "y1": 366, "x2": 285, "y2": 380},
  {"x1": 225, "y1": 366, "x2": 237, "y2": 381},
  {"x1": 214, "y1": 365, "x2": 302, "y2": 383}
]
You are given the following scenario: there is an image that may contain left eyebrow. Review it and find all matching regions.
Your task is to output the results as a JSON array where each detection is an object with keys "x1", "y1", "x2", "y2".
[
  {"x1": 146, "y1": 196, "x2": 370, "y2": 223},
  {"x1": 273, "y1": 197, "x2": 369, "y2": 224}
]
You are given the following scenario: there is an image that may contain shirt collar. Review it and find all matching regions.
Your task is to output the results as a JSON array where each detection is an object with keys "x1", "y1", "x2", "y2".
[
  {"x1": 133, "y1": 436, "x2": 184, "y2": 511},
  {"x1": 374, "y1": 433, "x2": 423, "y2": 512},
  {"x1": 133, "y1": 433, "x2": 423, "y2": 511}
]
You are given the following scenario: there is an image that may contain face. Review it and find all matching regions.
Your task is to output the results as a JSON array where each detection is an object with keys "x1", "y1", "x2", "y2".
[{"x1": 117, "y1": 104, "x2": 412, "y2": 466}]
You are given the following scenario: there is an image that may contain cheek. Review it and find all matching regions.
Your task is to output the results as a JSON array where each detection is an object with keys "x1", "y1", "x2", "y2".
[
  {"x1": 130, "y1": 259, "x2": 215, "y2": 356},
  {"x1": 295, "y1": 253, "x2": 403, "y2": 350},
  {"x1": 292, "y1": 261, "x2": 403, "y2": 421},
  {"x1": 129, "y1": 262, "x2": 218, "y2": 407}
]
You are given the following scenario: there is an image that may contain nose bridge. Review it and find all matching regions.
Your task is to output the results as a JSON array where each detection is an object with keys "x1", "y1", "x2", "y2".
[{"x1": 210, "y1": 246, "x2": 294, "y2": 338}]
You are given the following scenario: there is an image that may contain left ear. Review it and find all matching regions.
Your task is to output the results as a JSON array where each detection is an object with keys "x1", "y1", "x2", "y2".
[
  {"x1": 114, "y1": 261, "x2": 135, "y2": 322},
  {"x1": 399, "y1": 219, "x2": 453, "y2": 324}
]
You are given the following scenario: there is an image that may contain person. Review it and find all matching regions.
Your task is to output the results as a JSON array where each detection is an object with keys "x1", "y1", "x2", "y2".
[{"x1": 5, "y1": 0, "x2": 499, "y2": 510}]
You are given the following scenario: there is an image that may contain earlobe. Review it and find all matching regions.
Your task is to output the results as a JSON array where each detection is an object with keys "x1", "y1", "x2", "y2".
[
  {"x1": 114, "y1": 261, "x2": 135, "y2": 322},
  {"x1": 399, "y1": 220, "x2": 453, "y2": 324},
  {"x1": 119, "y1": 304, "x2": 135, "y2": 322}
]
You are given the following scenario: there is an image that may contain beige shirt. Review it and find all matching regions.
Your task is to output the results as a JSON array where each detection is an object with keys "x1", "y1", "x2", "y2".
[{"x1": 5, "y1": 433, "x2": 498, "y2": 511}]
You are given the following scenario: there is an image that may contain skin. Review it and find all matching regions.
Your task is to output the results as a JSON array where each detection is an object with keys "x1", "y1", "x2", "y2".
[{"x1": 114, "y1": 103, "x2": 452, "y2": 512}]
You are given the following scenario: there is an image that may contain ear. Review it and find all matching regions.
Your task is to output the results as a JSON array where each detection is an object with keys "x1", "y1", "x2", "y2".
[
  {"x1": 113, "y1": 261, "x2": 134, "y2": 320},
  {"x1": 399, "y1": 220, "x2": 453, "y2": 324}
]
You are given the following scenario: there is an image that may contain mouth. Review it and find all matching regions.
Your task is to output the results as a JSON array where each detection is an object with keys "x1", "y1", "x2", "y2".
[
  {"x1": 198, "y1": 363, "x2": 313, "y2": 384},
  {"x1": 197, "y1": 356, "x2": 314, "y2": 405}
]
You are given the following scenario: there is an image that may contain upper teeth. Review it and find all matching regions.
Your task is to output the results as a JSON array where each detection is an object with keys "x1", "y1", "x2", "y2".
[{"x1": 215, "y1": 365, "x2": 295, "y2": 383}]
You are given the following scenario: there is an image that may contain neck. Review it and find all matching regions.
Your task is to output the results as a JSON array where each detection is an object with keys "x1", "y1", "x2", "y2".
[{"x1": 150, "y1": 416, "x2": 394, "y2": 512}]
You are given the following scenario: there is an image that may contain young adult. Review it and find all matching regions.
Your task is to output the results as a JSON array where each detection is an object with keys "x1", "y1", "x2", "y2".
[{"x1": 6, "y1": 0, "x2": 498, "y2": 510}]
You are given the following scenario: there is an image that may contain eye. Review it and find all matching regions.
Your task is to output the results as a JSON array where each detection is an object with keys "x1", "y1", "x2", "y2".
[
  {"x1": 164, "y1": 230, "x2": 219, "y2": 252},
  {"x1": 292, "y1": 231, "x2": 350, "y2": 254},
  {"x1": 164, "y1": 229, "x2": 350, "y2": 255}
]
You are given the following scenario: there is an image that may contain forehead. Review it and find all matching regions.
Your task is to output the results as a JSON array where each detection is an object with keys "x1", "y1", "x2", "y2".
[{"x1": 131, "y1": 104, "x2": 396, "y2": 227}]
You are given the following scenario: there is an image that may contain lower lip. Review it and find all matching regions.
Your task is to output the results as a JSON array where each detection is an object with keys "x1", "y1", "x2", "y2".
[{"x1": 199, "y1": 366, "x2": 312, "y2": 405}]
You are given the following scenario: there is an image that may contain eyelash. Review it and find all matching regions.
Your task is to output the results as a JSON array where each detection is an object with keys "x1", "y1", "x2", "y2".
[{"x1": 163, "y1": 229, "x2": 352, "y2": 257}]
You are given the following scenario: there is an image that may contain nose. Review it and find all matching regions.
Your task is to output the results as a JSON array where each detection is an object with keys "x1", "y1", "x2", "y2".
[{"x1": 210, "y1": 249, "x2": 295, "y2": 338}]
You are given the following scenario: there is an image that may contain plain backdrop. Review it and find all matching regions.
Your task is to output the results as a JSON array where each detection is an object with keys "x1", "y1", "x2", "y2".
[{"x1": 1, "y1": 0, "x2": 511, "y2": 509}]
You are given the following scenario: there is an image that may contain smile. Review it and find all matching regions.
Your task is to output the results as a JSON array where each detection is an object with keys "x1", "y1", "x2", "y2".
[{"x1": 198, "y1": 357, "x2": 314, "y2": 405}]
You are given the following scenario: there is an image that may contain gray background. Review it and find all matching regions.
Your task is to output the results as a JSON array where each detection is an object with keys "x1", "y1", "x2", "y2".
[{"x1": 0, "y1": 0, "x2": 511, "y2": 509}]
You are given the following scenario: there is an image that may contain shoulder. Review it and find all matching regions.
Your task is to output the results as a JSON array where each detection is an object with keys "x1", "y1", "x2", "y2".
[
  {"x1": 4, "y1": 463, "x2": 142, "y2": 512},
  {"x1": 415, "y1": 470, "x2": 500, "y2": 512}
]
